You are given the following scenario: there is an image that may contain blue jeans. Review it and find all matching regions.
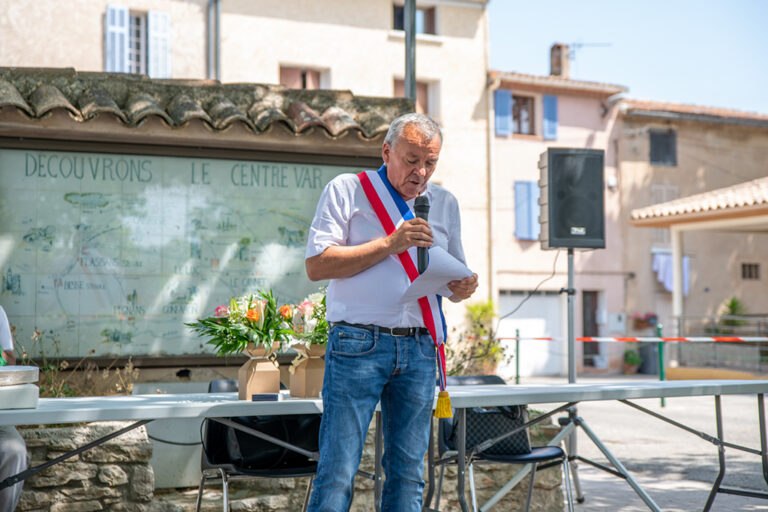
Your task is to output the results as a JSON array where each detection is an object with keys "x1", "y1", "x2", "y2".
[{"x1": 307, "y1": 324, "x2": 437, "y2": 512}]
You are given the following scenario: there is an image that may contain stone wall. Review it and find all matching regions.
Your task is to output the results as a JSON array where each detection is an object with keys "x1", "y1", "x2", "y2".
[
  {"x1": 16, "y1": 419, "x2": 564, "y2": 512},
  {"x1": 17, "y1": 422, "x2": 154, "y2": 512}
]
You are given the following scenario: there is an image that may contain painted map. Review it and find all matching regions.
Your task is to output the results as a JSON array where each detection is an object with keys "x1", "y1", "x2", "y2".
[{"x1": 0, "y1": 149, "x2": 355, "y2": 358}]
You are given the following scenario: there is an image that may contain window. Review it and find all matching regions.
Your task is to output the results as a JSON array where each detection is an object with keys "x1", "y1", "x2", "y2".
[
  {"x1": 495, "y1": 91, "x2": 558, "y2": 138},
  {"x1": 514, "y1": 181, "x2": 540, "y2": 241},
  {"x1": 393, "y1": 5, "x2": 436, "y2": 35},
  {"x1": 127, "y1": 14, "x2": 147, "y2": 75},
  {"x1": 394, "y1": 79, "x2": 433, "y2": 116},
  {"x1": 742, "y1": 263, "x2": 760, "y2": 280},
  {"x1": 512, "y1": 95, "x2": 534, "y2": 135},
  {"x1": 650, "y1": 129, "x2": 677, "y2": 166},
  {"x1": 280, "y1": 67, "x2": 321, "y2": 90},
  {"x1": 105, "y1": 5, "x2": 171, "y2": 78},
  {"x1": 542, "y1": 94, "x2": 558, "y2": 140},
  {"x1": 649, "y1": 184, "x2": 678, "y2": 246}
]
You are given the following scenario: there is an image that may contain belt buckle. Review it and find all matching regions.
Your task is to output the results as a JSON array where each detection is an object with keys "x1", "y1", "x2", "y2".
[{"x1": 391, "y1": 327, "x2": 411, "y2": 337}]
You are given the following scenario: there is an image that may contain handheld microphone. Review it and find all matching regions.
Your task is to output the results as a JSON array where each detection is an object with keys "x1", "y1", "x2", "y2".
[{"x1": 414, "y1": 195, "x2": 430, "y2": 274}]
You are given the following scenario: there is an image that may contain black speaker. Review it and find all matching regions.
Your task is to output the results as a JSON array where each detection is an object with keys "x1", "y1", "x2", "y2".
[{"x1": 538, "y1": 148, "x2": 605, "y2": 250}]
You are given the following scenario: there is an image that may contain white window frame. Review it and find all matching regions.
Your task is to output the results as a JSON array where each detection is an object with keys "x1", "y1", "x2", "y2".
[
  {"x1": 127, "y1": 13, "x2": 147, "y2": 75},
  {"x1": 105, "y1": 6, "x2": 170, "y2": 78}
]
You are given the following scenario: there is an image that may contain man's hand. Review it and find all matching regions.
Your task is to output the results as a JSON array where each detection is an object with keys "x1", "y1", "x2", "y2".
[
  {"x1": 306, "y1": 219, "x2": 433, "y2": 281},
  {"x1": 386, "y1": 218, "x2": 432, "y2": 255},
  {"x1": 2, "y1": 349, "x2": 16, "y2": 365},
  {"x1": 448, "y1": 273, "x2": 478, "y2": 302}
]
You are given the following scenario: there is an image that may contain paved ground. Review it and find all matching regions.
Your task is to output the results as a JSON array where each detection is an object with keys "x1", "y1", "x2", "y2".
[{"x1": 522, "y1": 375, "x2": 768, "y2": 511}]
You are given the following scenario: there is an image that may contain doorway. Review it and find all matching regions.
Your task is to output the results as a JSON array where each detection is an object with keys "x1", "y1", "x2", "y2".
[{"x1": 582, "y1": 291, "x2": 600, "y2": 367}]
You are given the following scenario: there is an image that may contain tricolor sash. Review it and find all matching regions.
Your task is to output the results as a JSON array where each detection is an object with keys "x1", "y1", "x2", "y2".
[{"x1": 357, "y1": 165, "x2": 452, "y2": 418}]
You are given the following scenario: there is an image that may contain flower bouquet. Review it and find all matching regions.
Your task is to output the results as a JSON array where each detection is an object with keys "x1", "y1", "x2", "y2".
[
  {"x1": 291, "y1": 291, "x2": 329, "y2": 348},
  {"x1": 187, "y1": 289, "x2": 293, "y2": 399},
  {"x1": 186, "y1": 289, "x2": 292, "y2": 357},
  {"x1": 286, "y1": 290, "x2": 328, "y2": 397}
]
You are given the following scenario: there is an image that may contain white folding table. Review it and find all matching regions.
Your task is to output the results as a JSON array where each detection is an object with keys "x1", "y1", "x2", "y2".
[
  {"x1": 2, "y1": 380, "x2": 767, "y2": 512},
  {"x1": 0, "y1": 392, "x2": 337, "y2": 493},
  {"x1": 424, "y1": 380, "x2": 768, "y2": 512}
]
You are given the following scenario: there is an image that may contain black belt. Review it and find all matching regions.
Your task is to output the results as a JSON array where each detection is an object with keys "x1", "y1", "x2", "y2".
[{"x1": 332, "y1": 321, "x2": 429, "y2": 337}]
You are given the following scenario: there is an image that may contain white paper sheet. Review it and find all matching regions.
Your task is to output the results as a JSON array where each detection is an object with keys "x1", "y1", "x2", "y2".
[{"x1": 400, "y1": 246, "x2": 473, "y2": 302}]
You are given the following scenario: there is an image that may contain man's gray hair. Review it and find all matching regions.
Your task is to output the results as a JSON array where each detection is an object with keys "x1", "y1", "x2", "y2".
[{"x1": 384, "y1": 113, "x2": 443, "y2": 148}]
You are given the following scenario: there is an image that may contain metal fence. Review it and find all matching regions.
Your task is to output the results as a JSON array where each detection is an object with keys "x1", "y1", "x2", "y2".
[{"x1": 676, "y1": 315, "x2": 768, "y2": 372}]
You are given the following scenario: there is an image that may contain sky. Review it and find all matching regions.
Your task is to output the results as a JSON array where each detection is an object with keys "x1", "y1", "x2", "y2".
[{"x1": 487, "y1": 0, "x2": 768, "y2": 114}]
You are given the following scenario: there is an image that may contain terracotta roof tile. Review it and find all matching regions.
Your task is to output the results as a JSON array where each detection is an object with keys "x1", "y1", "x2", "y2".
[
  {"x1": 206, "y1": 95, "x2": 253, "y2": 130},
  {"x1": 29, "y1": 83, "x2": 78, "y2": 117},
  {"x1": 631, "y1": 177, "x2": 768, "y2": 222},
  {"x1": 125, "y1": 92, "x2": 172, "y2": 126},
  {"x1": 0, "y1": 67, "x2": 410, "y2": 140},
  {"x1": 621, "y1": 99, "x2": 768, "y2": 124},
  {"x1": 78, "y1": 86, "x2": 127, "y2": 122},
  {"x1": 166, "y1": 93, "x2": 212, "y2": 125},
  {"x1": 0, "y1": 78, "x2": 33, "y2": 115}
]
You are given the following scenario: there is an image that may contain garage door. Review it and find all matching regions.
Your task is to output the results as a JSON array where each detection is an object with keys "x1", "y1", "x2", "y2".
[{"x1": 497, "y1": 291, "x2": 564, "y2": 377}]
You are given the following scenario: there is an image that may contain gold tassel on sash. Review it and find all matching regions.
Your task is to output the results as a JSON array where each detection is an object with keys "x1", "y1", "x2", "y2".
[{"x1": 434, "y1": 390, "x2": 452, "y2": 418}]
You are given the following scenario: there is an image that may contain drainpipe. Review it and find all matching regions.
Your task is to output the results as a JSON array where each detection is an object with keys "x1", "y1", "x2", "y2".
[
  {"x1": 207, "y1": 0, "x2": 221, "y2": 80},
  {"x1": 404, "y1": 0, "x2": 416, "y2": 101},
  {"x1": 484, "y1": 15, "x2": 498, "y2": 304}
]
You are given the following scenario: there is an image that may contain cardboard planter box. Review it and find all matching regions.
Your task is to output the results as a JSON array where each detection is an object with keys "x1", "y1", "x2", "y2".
[
  {"x1": 238, "y1": 343, "x2": 281, "y2": 400},
  {"x1": 289, "y1": 344, "x2": 326, "y2": 398}
]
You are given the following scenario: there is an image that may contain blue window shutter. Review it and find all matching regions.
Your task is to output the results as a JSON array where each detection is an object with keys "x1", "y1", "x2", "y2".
[
  {"x1": 494, "y1": 90, "x2": 512, "y2": 136},
  {"x1": 105, "y1": 4, "x2": 129, "y2": 73},
  {"x1": 530, "y1": 181, "x2": 541, "y2": 240},
  {"x1": 514, "y1": 181, "x2": 532, "y2": 239},
  {"x1": 148, "y1": 11, "x2": 172, "y2": 78},
  {"x1": 542, "y1": 94, "x2": 558, "y2": 140},
  {"x1": 515, "y1": 181, "x2": 540, "y2": 240}
]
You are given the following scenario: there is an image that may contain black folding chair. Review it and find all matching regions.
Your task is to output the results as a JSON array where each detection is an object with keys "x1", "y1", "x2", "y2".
[
  {"x1": 433, "y1": 375, "x2": 574, "y2": 512},
  {"x1": 196, "y1": 379, "x2": 321, "y2": 512}
]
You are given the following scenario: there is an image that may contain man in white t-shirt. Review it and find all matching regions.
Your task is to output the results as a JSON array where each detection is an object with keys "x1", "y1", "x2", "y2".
[
  {"x1": 0, "y1": 305, "x2": 29, "y2": 511},
  {"x1": 305, "y1": 113, "x2": 478, "y2": 511}
]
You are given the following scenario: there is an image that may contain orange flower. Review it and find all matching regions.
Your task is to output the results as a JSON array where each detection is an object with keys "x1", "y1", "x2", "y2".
[
  {"x1": 246, "y1": 308, "x2": 260, "y2": 323},
  {"x1": 279, "y1": 304, "x2": 293, "y2": 320}
]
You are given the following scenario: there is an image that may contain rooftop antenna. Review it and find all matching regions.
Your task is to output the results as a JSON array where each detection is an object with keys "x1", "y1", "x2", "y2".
[
  {"x1": 568, "y1": 41, "x2": 612, "y2": 61},
  {"x1": 567, "y1": 41, "x2": 612, "y2": 78}
]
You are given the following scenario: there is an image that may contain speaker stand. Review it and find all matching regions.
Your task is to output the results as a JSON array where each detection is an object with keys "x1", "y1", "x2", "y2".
[{"x1": 562, "y1": 248, "x2": 586, "y2": 502}]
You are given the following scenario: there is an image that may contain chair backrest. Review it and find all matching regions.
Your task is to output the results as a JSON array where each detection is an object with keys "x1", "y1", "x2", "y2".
[
  {"x1": 438, "y1": 375, "x2": 520, "y2": 456},
  {"x1": 445, "y1": 375, "x2": 506, "y2": 386},
  {"x1": 208, "y1": 378, "x2": 238, "y2": 393}
]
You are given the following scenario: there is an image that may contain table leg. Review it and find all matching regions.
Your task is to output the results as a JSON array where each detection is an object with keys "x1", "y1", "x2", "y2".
[
  {"x1": 423, "y1": 418, "x2": 436, "y2": 509},
  {"x1": 759, "y1": 394, "x2": 768, "y2": 486},
  {"x1": 566, "y1": 406, "x2": 585, "y2": 503},
  {"x1": 0, "y1": 419, "x2": 152, "y2": 491},
  {"x1": 374, "y1": 411, "x2": 383, "y2": 512},
  {"x1": 703, "y1": 395, "x2": 726, "y2": 512},
  {"x1": 456, "y1": 408, "x2": 469, "y2": 512},
  {"x1": 577, "y1": 417, "x2": 662, "y2": 512}
]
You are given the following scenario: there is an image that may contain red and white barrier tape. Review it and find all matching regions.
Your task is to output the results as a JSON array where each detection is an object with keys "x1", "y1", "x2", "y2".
[{"x1": 496, "y1": 337, "x2": 768, "y2": 343}]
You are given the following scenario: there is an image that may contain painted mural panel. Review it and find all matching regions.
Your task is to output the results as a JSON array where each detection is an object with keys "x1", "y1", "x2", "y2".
[{"x1": 0, "y1": 149, "x2": 355, "y2": 357}]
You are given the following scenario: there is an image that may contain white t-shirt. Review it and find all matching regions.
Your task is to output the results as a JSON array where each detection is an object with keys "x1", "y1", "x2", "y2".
[
  {"x1": 306, "y1": 172, "x2": 466, "y2": 328},
  {"x1": 0, "y1": 306, "x2": 13, "y2": 351}
]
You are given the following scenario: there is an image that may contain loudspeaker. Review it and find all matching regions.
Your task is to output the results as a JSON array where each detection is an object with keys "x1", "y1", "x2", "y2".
[{"x1": 538, "y1": 148, "x2": 605, "y2": 250}]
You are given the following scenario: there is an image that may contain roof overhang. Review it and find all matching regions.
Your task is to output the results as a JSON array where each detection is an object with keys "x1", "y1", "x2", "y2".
[
  {"x1": 489, "y1": 70, "x2": 627, "y2": 97},
  {"x1": 631, "y1": 177, "x2": 768, "y2": 232},
  {"x1": 0, "y1": 68, "x2": 412, "y2": 160}
]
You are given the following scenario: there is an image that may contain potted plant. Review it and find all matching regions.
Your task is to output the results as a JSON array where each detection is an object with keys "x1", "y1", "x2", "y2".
[
  {"x1": 632, "y1": 313, "x2": 658, "y2": 330},
  {"x1": 445, "y1": 300, "x2": 504, "y2": 375},
  {"x1": 187, "y1": 289, "x2": 292, "y2": 399},
  {"x1": 287, "y1": 290, "x2": 328, "y2": 398},
  {"x1": 622, "y1": 348, "x2": 643, "y2": 374}
]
